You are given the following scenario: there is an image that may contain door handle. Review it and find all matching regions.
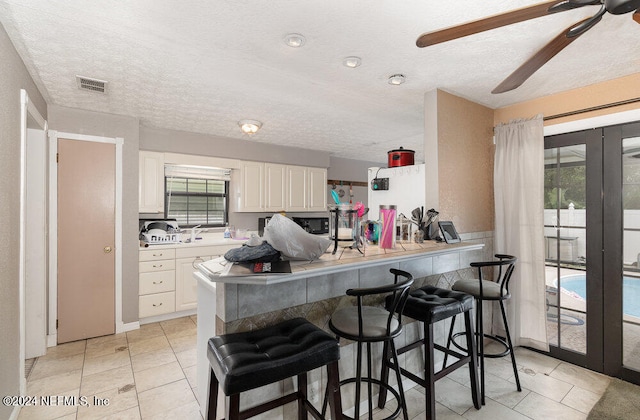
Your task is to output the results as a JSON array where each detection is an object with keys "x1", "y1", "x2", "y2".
[{"x1": 104, "y1": 246, "x2": 113, "y2": 253}]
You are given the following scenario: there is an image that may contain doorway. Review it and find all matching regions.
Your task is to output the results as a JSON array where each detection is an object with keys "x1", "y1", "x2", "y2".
[{"x1": 544, "y1": 121, "x2": 640, "y2": 383}]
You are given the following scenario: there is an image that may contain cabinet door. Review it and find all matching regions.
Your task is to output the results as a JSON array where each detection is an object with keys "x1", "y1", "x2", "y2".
[
  {"x1": 264, "y1": 163, "x2": 286, "y2": 212},
  {"x1": 175, "y1": 256, "x2": 211, "y2": 312},
  {"x1": 239, "y1": 161, "x2": 264, "y2": 212},
  {"x1": 139, "y1": 151, "x2": 165, "y2": 213},
  {"x1": 307, "y1": 167, "x2": 327, "y2": 211},
  {"x1": 286, "y1": 165, "x2": 308, "y2": 211}
]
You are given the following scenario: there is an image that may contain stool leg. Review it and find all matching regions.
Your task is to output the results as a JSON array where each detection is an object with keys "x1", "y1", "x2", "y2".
[
  {"x1": 389, "y1": 339, "x2": 409, "y2": 420},
  {"x1": 207, "y1": 367, "x2": 219, "y2": 420},
  {"x1": 355, "y1": 340, "x2": 363, "y2": 419},
  {"x1": 366, "y1": 342, "x2": 373, "y2": 419},
  {"x1": 442, "y1": 314, "x2": 457, "y2": 369},
  {"x1": 297, "y1": 372, "x2": 308, "y2": 420},
  {"x1": 326, "y1": 361, "x2": 343, "y2": 420},
  {"x1": 476, "y1": 298, "x2": 486, "y2": 405},
  {"x1": 226, "y1": 394, "x2": 240, "y2": 420},
  {"x1": 377, "y1": 341, "x2": 390, "y2": 409},
  {"x1": 499, "y1": 300, "x2": 522, "y2": 392},
  {"x1": 424, "y1": 322, "x2": 436, "y2": 420},
  {"x1": 464, "y1": 310, "x2": 481, "y2": 410}
]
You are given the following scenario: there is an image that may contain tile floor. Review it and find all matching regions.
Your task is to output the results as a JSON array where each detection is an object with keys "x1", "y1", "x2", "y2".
[{"x1": 20, "y1": 315, "x2": 611, "y2": 420}]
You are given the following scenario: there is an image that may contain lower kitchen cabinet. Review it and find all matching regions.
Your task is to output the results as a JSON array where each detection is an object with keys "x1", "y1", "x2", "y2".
[
  {"x1": 175, "y1": 255, "x2": 211, "y2": 312},
  {"x1": 139, "y1": 244, "x2": 237, "y2": 321}
]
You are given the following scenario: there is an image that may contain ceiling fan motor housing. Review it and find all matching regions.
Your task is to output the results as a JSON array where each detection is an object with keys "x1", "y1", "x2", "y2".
[{"x1": 605, "y1": 0, "x2": 640, "y2": 14}]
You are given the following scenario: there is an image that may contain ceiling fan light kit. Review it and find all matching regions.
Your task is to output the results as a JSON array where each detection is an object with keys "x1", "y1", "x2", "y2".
[{"x1": 416, "y1": 0, "x2": 640, "y2": 93}]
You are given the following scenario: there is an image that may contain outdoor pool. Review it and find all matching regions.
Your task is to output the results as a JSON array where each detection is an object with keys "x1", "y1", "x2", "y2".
[{"x1": 561, "y1": 275, "x2": 640, "y2": 318}]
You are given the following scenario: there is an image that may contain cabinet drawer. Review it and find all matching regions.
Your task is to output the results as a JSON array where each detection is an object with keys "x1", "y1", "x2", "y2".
[
  {"x1": 139, "y1": 248, "x2": 176, "y2": 261},
  {"x1": 139, "y1": 259, "x2": 176, "y2": 273},
  {"x1": 175, "y1": 245, "x2": 237, "y2": 259},
  {"x1": 139, "y1": 292, "x2": 175, "y2": 318},
  {"x1": 139, "y1": 271, "x2": 175, "y2": 295}
]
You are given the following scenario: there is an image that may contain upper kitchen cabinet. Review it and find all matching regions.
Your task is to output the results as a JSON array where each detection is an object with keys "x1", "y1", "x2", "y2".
[
  {"x1": 236, "y1": 161, "x2": 326, "y2": 212},
  {"x1": 264, "y1": 163, "x2": 287, "y2": 212},
  {"x1": 139, "y1": 151, "x2": 165, "y2": 213},
  {"x1": 286, "y1": 165, "x2": 327, "y2": 212}
]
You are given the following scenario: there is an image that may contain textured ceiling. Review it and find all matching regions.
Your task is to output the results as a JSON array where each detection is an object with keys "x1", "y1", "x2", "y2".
[{"x1": 1, "y1": 0, "x2": 639, "y2": 162}]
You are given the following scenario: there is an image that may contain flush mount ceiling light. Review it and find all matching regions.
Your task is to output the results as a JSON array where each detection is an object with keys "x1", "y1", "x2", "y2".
[
  {"x1": 342, "y1": 56, "x2": 362, "y2": 68},
  {"x1": 388, "y1": 74, "x2": 406, "y2": 85},
  {"x1": 238, "y1": 120, "x2": 263, "y2": 135},
  {"x1": 284, "y1": 33, "x2": 306, "y2": 48}
]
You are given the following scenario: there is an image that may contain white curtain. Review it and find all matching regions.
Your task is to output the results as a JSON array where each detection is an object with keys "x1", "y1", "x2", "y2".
[{"x1": 494, "y1": 115, "x2": 549, "y2": 351}]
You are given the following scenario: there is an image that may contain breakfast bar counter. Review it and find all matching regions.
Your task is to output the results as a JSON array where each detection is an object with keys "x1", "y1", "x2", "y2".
[{"x1": 195, "y1": 238, "x2": 489, "y2": 417}]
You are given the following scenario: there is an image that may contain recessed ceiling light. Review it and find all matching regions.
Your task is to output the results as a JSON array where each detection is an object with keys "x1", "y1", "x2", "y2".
[
  {"x1": 284, "y1": 33, "x2": 306, "y2": 48},
  {"x1": 388, "y1": 74, "x2": 406, "y2": 85},
  {"x1": 238, "y1": 120, "x2": 263, "y2": 135},
  {"x1": 343, "y1": 56, "x2": 362, "y2": 68}
]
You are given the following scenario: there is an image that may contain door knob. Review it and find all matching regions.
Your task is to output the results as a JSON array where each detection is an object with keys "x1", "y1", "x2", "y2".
[{"x1": 104, "y1": 246, "x2": 113, "y2": 253}]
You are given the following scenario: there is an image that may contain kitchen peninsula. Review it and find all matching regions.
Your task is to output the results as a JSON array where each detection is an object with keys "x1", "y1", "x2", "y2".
[{"x1": 195, "y1": 238, "x2": 486, "y2": 418}]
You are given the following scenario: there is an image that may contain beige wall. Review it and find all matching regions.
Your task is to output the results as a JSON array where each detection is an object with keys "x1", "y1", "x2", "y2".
[
  {"x1": 48, "y1": 105, "x2": 141, "y2": 324},
  {"x1": 434, "y1": 90, "x2": 495, "y2": 234},
  {"x1": 494, "y1": 72, "x2": 640, "y2": 125},
  {"x1": 0, "y1": 22, "x2": 47, "y2": 420}
]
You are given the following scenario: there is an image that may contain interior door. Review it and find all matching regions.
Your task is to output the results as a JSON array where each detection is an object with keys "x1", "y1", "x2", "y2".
[{"x1": 57, "y1": 138, "x2": 115, "y2": 343}]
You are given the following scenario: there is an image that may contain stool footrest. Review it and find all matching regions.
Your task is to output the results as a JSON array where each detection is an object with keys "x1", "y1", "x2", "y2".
[
  {"x1": 338, "y1": 377, "x2": 403, "y2": 420},
  {"x1": 450, "y1": 331, "x2": 511, "y2": 358}
]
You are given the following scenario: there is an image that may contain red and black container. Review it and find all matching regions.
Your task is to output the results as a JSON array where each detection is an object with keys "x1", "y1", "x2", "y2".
[{"x1": 387, "y1": 147, "x2": 415, "y2": 167}]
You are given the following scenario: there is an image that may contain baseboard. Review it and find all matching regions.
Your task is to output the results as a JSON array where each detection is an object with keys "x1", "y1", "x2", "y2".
[
  {"x1": 139, "y1": 309, "x2": 197, "y2": 325},
  {"x1": 9, "y1": 406, "x2": 20, "y2": 420},
  {"x1": 116, "y1": 320, "x2": 140, "y2": 334},
  {"x1": 46, "y1": 334, "x2": 57, "y2": 347}
]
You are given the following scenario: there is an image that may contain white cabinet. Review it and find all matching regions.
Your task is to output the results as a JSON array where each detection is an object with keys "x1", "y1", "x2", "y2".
[
  {"x1": 174, "y1": 245, "x2": 236, "y2": 313},
  {"x1": 264, "y1": 163, "x2": 286, "y2": 212},
  {"x1": 286, "y1": 165, "x2": 308, "y2": 211},
  {"x1": 138, "y1": 248, "x2": 176, "y2": 318},
  {"x1": 286, "y1": 165, "x2": 327, "y2": 212},
  {"x1": 239, "y1": 161, "x2": 264, "y2": 212},
  {"x1": 307, "y1": 167, "x2": 327, "y2": 212},
  {"x1": 139, "y1": 151, "x2": 165, "y2": 213}
]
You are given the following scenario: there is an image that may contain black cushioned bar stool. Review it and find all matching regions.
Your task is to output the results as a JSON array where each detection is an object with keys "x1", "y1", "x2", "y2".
[
  {"x1": 449, "y1": 254, "x2": 520, "y2": 405},
  {"x1": 326, "y1": 268, "x2": 413, "y2": 420},
  {"x1": 379, "y1": 286, "x2": 481, "y2": 419},
  {"x1": 206, "y1": 317, "x2": 342, "y2": 420}
]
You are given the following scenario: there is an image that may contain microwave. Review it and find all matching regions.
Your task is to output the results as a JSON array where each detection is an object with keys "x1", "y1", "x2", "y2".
[{"x1": 292, "y1": 217, "x2": 329, "y2": 235}]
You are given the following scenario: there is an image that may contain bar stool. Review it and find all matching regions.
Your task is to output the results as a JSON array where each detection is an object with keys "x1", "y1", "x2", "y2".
[
  {"x1": 449, "y1": 254, "x2": 520, "y2": 404},
  {"x1": 206, "y1": 317, "x2": 342, "y2": 420},
  {"x1": 379, "y1": 286, "x2": 481, "y2": 418},
  {"x1": 325, "y1": 268, "x2": 413, "y2": 420}
]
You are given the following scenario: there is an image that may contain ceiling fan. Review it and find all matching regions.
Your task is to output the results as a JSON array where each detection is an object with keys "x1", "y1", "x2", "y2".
[{"x1": 416, "y1": 0, "x2": 640, "y2": 94}]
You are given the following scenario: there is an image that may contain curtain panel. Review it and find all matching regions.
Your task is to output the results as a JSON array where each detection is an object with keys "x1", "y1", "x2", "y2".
[{"x1": 494, "y1": 115, "x2": 549, "y2": 351}]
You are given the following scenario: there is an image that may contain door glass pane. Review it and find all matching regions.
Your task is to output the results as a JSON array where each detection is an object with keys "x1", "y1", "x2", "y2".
[
  {"x1": 622, "y1": 136, "x2": 640, "y2": 371},
  {"x1": 544, "y1": 144, "x2": 587, "y2": 353}
]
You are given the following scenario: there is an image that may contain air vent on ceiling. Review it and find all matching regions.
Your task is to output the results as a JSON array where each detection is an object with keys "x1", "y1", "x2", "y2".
[{"x1": 76, "y1": 75, "x2": 108, "y2": 93}]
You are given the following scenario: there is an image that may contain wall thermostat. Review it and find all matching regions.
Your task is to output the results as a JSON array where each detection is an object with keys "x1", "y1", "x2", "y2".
[{"x1": 371, "y1": 177, "x2": 389, "y2": 191}]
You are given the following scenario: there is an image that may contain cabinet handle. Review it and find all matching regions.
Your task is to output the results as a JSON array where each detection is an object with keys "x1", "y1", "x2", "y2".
[
  {"x1": 152, "y1": 302, "x2": 163, "y2": 307},
  {"x1": 153, "y1": 253, "x2": 163, "y2": 257},
  {"x1": 192, "y1": 257, "x2": 204, "y2": 269},
  {"x1": 153, "y1": 280, "x2": 163, "y2": 285},
  {"x1": 153, "y1": 264, "x2": 163, "y2": 268}
]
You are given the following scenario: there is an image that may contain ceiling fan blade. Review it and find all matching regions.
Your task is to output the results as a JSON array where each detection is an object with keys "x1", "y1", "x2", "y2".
[
  {"x1": 417, "y1": 1, "x2": 592, "y2": 47},
  {"x1": 492, "y1": 17, "x2": 594, "y2": 94}
]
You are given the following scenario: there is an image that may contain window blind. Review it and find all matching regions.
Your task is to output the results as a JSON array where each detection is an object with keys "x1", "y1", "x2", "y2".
[{"x1": 164, "y1": 164, "x2": 231, "y2": 181}]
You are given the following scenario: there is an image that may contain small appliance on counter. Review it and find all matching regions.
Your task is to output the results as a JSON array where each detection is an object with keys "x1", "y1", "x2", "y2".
[
  {"x1": 292, "y1": 217, "x2": 329, "y2": 234},
  {"x1": 139, "y1": 219, "x2": 182, "y2": 244}
]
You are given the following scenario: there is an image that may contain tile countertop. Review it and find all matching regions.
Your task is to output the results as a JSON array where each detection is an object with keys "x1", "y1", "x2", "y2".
[{"x1": 196, "y1": 239, "x2": 484, "y2": 286}]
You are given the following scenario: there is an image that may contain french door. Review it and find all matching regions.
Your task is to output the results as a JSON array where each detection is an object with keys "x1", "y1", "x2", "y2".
[{"x1": 544, "y1": 121, "x2": 640, "y2": 383}]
